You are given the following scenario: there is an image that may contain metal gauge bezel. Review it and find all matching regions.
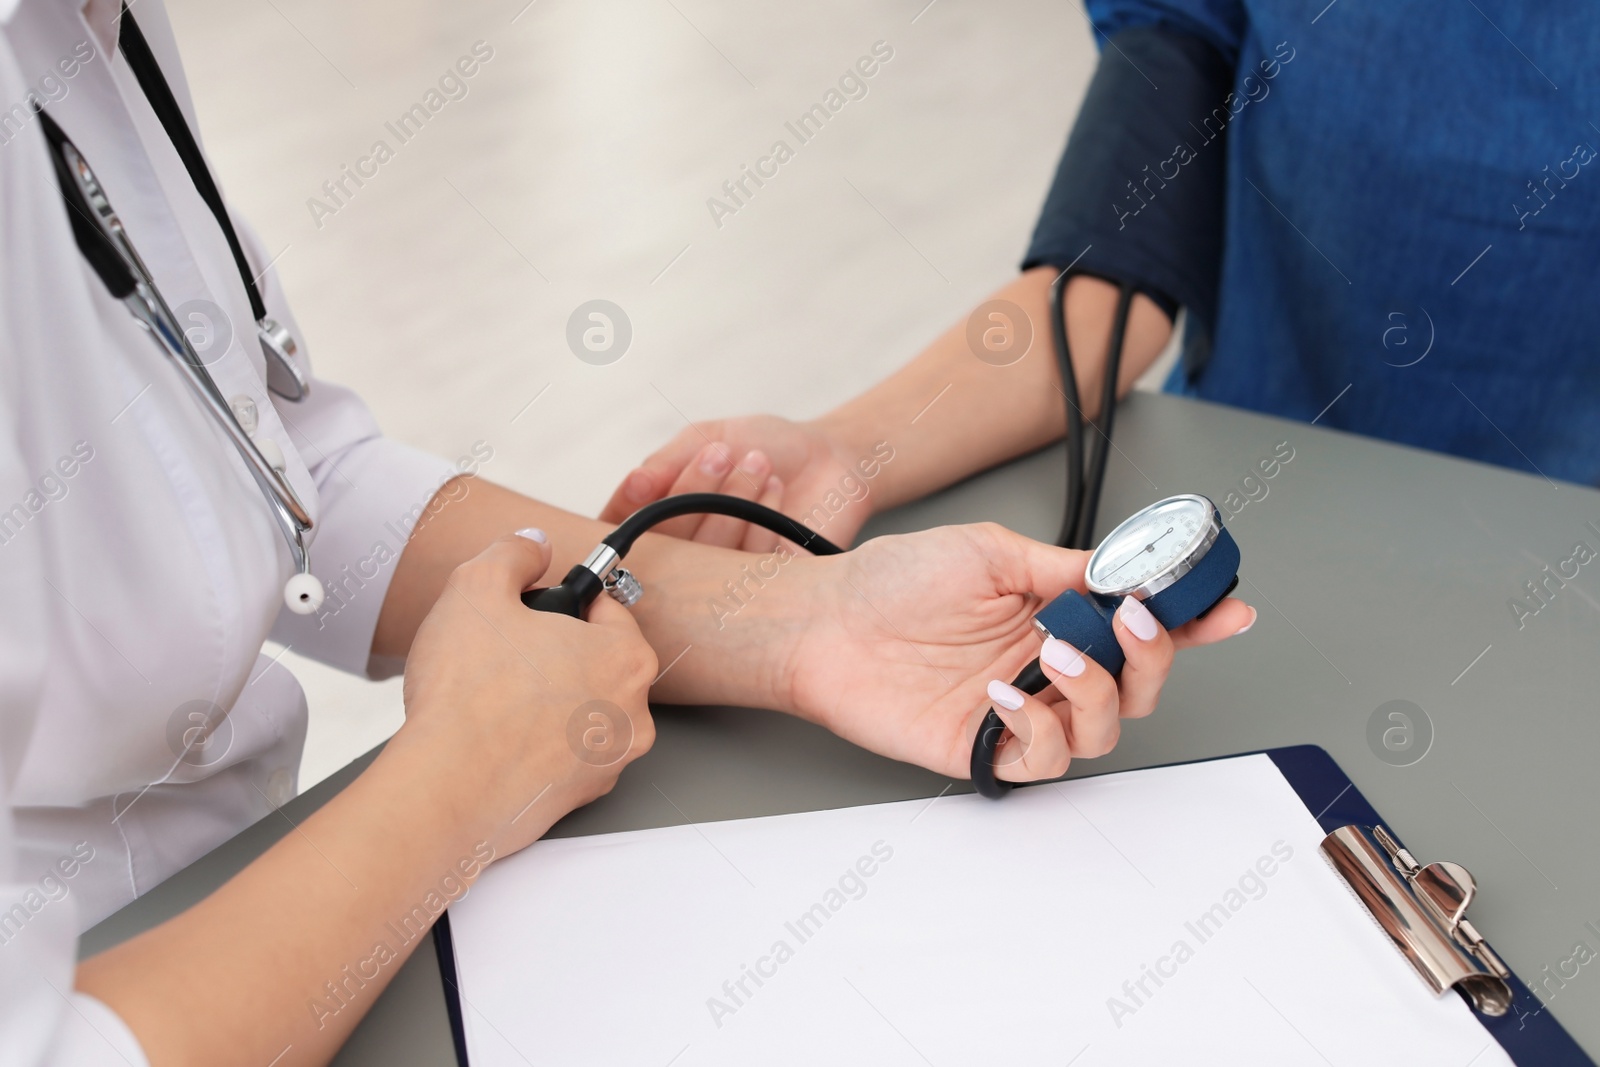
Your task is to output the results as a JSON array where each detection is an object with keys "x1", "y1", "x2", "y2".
[{"x1": 1084, "y1": 494, "x2": 1222, "y2": 599}]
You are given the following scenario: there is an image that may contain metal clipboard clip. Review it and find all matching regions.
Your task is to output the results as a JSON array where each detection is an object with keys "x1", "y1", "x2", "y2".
[{"x1": 1322, "y1": 824, "x2": 1513, "y2": 1016}]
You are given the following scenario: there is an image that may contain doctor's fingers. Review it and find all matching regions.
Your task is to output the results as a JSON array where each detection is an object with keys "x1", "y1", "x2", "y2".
[
  {"x1": 1171, "y1": 597, "x2": 1255, "y2": 651},
  {"x1": 584, "y1": 594, "x2": 656, "y2": 671},
  {"x1": 447, "y1": 528, "x2": 554, "y2": 605},
  {"x1": 573, "y1": 597, "x2": 659, "y2": 764},
  {"x1": 1036, "y1": 638, "x2": 1123, "y2": 758},
  {"x1": 1110, "y1": 597, "x2": 1175, "y2": 721},
  {"x1": 987, "y1": 680, "x2": 1073, "y2": 782}
]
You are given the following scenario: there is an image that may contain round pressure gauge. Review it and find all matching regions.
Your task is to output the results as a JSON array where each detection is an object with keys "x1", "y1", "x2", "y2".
[
  {"x1": 1085, "y1": 494, "x2": 1222, "y2": 599},
  {"x1": 974, "y1": 492, "x2": 1244, "y2": 799}
]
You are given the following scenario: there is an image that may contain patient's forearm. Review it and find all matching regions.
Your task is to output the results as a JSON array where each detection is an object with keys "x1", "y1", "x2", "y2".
[{"x1": 813, "y1": 267, "x2": 1172, "y2": 514}]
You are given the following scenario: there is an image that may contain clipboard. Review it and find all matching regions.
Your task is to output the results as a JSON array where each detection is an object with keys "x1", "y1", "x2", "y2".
[
  {"x1": 432, "y1": 746, "x2": 1593, "y2": 1065},
  {"x1": 1263, "y1": 746, "x2": 1587, "y2": 1065}
]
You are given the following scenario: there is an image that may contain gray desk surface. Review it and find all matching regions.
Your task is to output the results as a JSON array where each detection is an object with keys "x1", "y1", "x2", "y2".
[{"x1": 83, "y1": 392, "x2": 1600, "y2": 1061}]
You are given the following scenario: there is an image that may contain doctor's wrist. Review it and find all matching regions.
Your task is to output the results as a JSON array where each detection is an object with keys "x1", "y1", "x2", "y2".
[{"x1": 382, "y1": 706, "x2": 601, "y2": 854}]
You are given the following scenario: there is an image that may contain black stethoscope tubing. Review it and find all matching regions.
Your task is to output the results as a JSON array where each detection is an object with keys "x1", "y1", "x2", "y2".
[
  {"x1": 969, "y1": 270, "x2": 1133, "y2": 797},
  {"x1": 116, "y1": 5, "x2": 309, "y2": 402}
]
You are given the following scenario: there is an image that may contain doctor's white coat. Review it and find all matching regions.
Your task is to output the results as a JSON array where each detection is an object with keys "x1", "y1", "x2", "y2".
[{"x1": 0, "y1": 1, "x2": 455, "y2": 1061}]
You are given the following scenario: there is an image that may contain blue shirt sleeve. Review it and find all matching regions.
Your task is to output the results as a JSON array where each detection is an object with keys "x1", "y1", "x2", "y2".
[{"x1": 1087, "y1": 0, "x2": 1248, "y2": 65}]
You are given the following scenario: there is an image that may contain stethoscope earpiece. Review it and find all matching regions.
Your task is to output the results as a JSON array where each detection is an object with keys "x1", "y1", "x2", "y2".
[{"x1": 283, "y1": 572, "x2": 324, "y2": 615}]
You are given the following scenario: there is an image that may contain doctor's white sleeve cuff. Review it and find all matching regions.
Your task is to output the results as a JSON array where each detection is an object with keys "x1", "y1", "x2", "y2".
[
  {"x1": 42, "y1": 992, "x2": 152, "y2": 1067},
  {"x1": 269, "y1": 392, "x2": 458, "y2": 679}
]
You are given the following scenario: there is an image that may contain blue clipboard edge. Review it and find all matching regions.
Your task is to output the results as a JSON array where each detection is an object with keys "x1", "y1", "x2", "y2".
[
  {"x1": 430, "y1": 744, "x2": 1592, "y2": 1066},
  {"x1": 1260, "y1": 744, "x2": 1591, "y2": 1067},
  {"x1": 433, "y1": 910, "x2": 471, "y2": 1067}
]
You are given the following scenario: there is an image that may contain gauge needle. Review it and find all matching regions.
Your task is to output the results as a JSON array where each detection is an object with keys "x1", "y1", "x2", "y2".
[{"x1": 1103, "y1": 527, "x2": 1174, "y2": 581}]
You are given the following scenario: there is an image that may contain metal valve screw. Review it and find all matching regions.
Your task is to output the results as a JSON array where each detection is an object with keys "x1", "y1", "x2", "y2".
[{"x1": 604, "y1": 567, "x2": 643, "y2": 606}]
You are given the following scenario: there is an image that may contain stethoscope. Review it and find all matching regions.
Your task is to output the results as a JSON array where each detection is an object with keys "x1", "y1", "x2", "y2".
[{"x1": 38, "y1": 9, "x2": 324, "y2": 615}]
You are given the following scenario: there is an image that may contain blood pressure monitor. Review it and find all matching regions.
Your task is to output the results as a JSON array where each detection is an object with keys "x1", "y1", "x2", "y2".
[
  {"x1": 971, "y1": 494, "x2": 1241, "y2": 797},
  {"x1": 1034, "y1": 493, "x2": 1240, "y2": 676}
]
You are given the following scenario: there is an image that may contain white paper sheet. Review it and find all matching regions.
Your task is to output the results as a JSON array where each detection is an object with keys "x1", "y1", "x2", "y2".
[{"x1": 446, "y1": 754, "x2": 1513, "y2": 1066}]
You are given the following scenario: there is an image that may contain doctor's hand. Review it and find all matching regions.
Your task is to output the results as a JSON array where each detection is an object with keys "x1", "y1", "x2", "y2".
[
  {"x1": 393, "y1": 530, "x2": 658, "y2": 856},
  {"x1": 601, "y1": 416, "x2": 879, "y2": 549},
  {"x1": 780, "y1": 523, "x2": 1254, "y2": 783}
]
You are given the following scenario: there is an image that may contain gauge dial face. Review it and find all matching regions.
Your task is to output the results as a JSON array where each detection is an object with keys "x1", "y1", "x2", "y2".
[{"x1": 1086, "y1": 495, "x2": 1216, "y2": 596}]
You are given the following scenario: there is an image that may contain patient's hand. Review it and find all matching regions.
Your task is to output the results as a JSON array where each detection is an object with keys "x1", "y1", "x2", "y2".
[
  {"x1": 778, "y1": 523, "x2": 1255, "y2": 783},
  {"x1": 601, "y1": 415, "x2": 876, "y2": 549}
]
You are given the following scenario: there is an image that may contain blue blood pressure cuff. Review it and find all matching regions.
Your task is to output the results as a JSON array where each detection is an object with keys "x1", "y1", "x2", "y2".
[
  {"x1": 1032, "y1": 524, "x2": 1241, "y2": 677},
  {"x1": 1022, "y1": 25, "x2": 1234, "y2": 367}
]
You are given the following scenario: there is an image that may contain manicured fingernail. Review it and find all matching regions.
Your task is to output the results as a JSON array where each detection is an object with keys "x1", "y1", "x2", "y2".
[
  {"x1": 1040, "y1": 637, "x2": 1086, "y2": 677},
  {"x1": 739, "y1": 449, "x2": 769, "y2": 475},
  {"x1": 1234, "y1": 606, "x2": 1258, "y2": 635},
  {"x1": 624, "y1": 469, "x2": 652, "y2": 502},
  {"x1": 700, "y1": 443, "x2": 733, "y2": 477},
  {"x1": 987, "y1": 679, "x2": 1025, "y2": 711},
  {"x1": 515, "y1": 527, "x2": 547, "y2": 543},
  {"x1": 765, "y1": 475, "x2": 783, "y2": 495},
  {"x1": 1119, "y1": 596, "x2": 1159, "y2": 641}
]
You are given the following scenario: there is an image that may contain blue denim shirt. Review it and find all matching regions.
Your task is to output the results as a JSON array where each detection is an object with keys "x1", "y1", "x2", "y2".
[{"x1": 1090, "y1": 0, "x2": 1600, "y2": 485}]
